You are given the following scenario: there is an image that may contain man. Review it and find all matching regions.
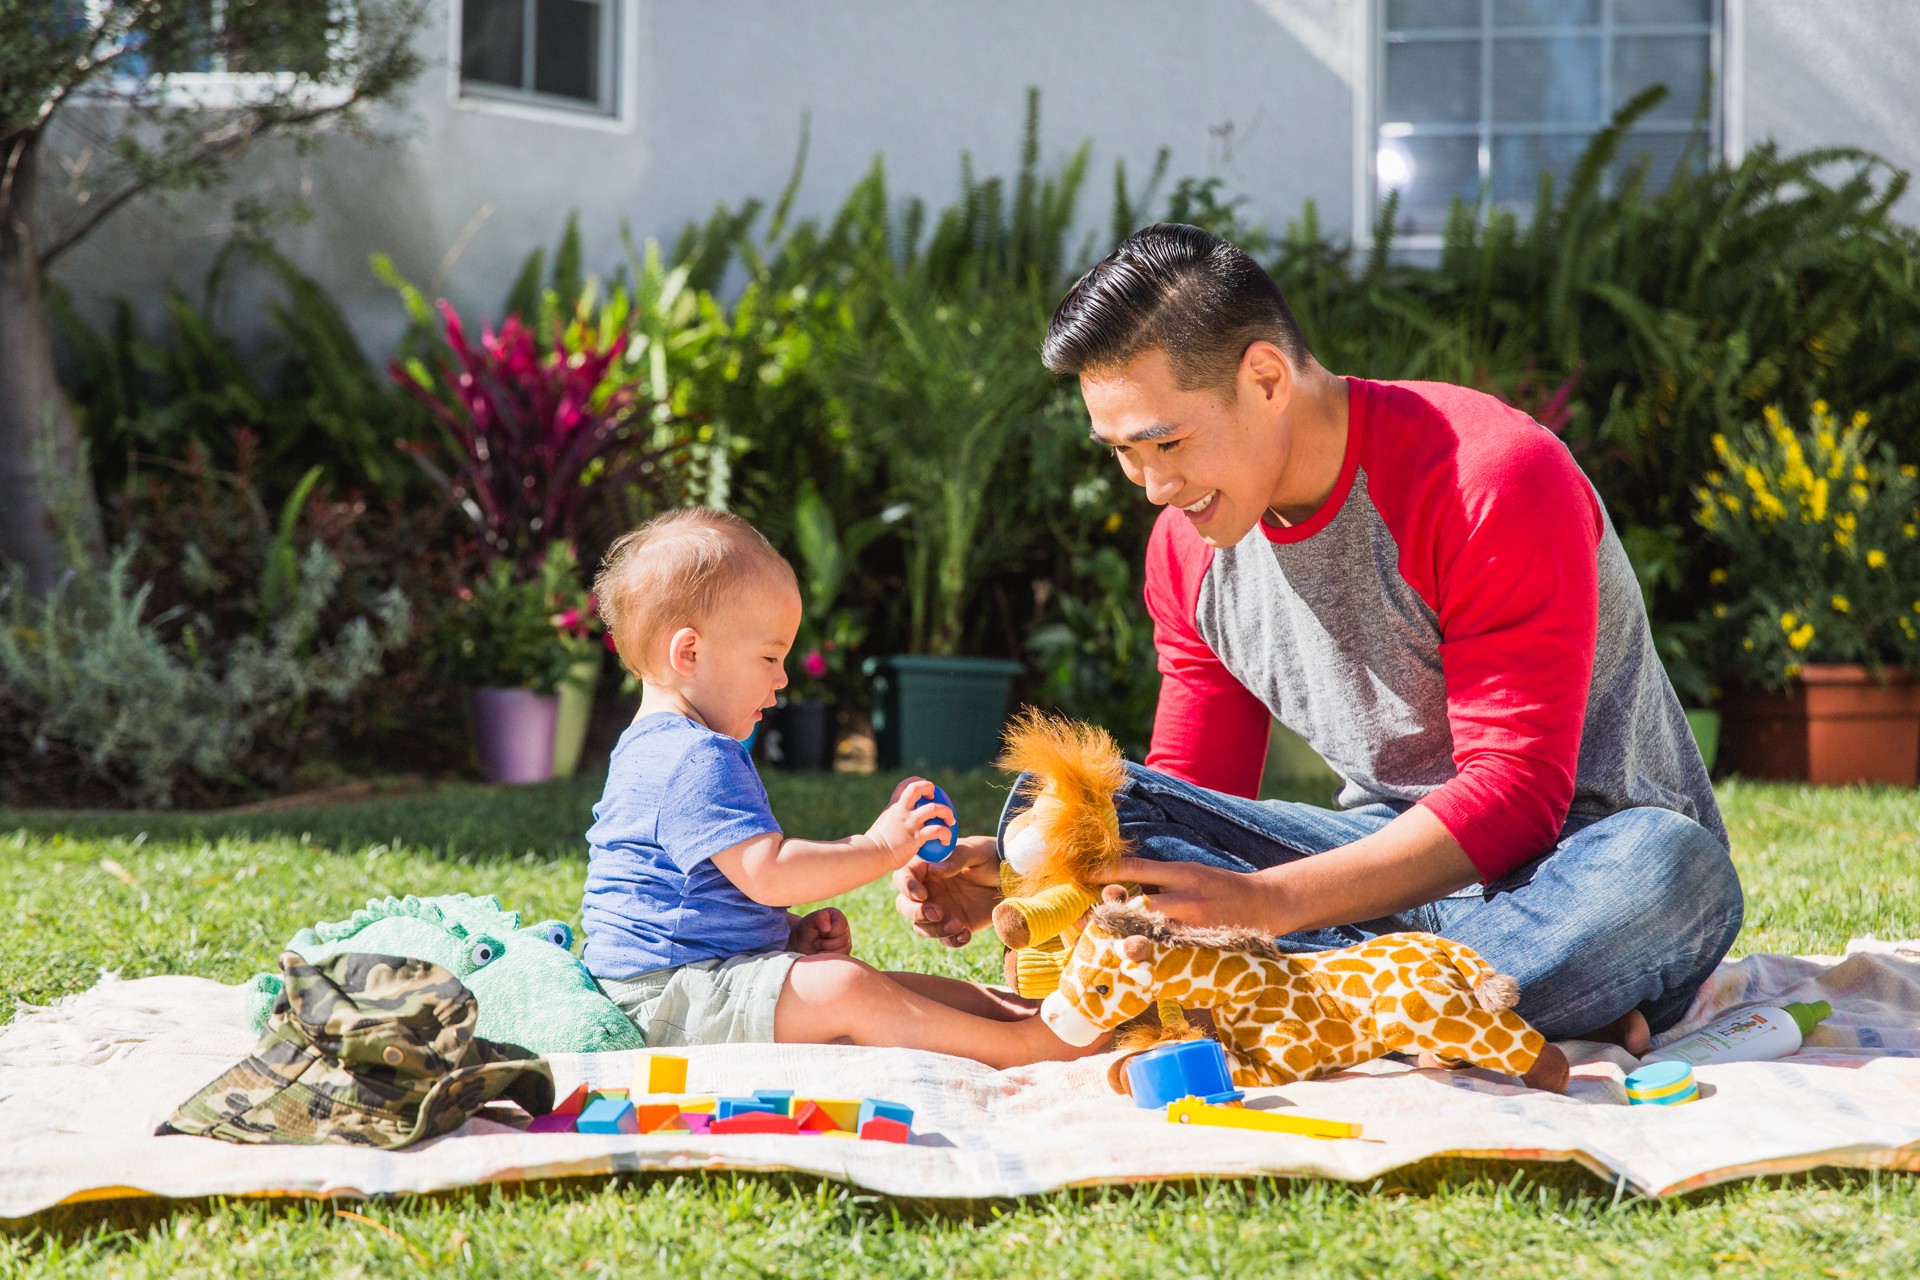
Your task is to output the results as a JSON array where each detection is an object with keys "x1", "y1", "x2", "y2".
[{"x1": 895, "y1": 224, "x2": 1743, "y2": 1050}]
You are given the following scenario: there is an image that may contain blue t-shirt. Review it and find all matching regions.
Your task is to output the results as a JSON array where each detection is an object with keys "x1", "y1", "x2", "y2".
[{"x1": 582, "y1": 713, "x2": 789, "y2": 978}]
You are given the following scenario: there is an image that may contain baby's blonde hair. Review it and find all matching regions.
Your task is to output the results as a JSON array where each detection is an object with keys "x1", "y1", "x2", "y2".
[{"x1": 594, "y1": 508, "x2": 797, "y2": 681}]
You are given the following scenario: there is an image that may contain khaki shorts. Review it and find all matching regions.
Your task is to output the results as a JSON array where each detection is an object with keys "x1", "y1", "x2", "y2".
[{"x1": 599, "y1": 951, "x2": 799, "y2": 1046}]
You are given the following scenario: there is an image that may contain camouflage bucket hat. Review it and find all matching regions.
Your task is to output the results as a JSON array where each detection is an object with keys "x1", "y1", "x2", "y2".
[{"x1": 163, "y1": 950, "x2": 555, "y2": 1149}]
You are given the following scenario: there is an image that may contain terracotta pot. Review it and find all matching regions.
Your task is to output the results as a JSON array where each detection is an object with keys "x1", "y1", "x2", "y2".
[
  {"x1": 470, "y1": 687, "x2": 559, "y2": 785},
  {"x1": 1718, "y1": 664, "x2": 1920, "y2": 786}
]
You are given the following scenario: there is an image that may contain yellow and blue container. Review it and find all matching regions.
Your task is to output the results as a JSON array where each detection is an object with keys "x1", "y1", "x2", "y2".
[{"x1": 1624, "y1": 1060, "x2": 1699, "y2": 1106}]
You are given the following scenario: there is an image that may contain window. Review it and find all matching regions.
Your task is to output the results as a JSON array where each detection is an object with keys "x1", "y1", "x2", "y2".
[
  {"x1": 1373, "y1": 0, "x2": 1722, "y2": 239},
  {"x1": 459, "y1": 0, "x2": 616, "y2": 115},
  {"x1": 106, "y1": 1, "x2": 337, "y2": 88}
]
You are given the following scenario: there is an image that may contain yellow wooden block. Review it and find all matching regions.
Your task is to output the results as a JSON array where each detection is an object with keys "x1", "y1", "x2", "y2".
[
  {"x1": 805, "y1": 1098, "x2": 862, "y2": 1132},
  {"x1": 675, "y1": 1095, "x2": 717, "y2": 1113},
  {"x1": 634, "y1": 1054, "x2": 688, "y2": 1094},
  {"x1": 1166, "y1": 1097, "x2": 1361, "y2": 1140}
]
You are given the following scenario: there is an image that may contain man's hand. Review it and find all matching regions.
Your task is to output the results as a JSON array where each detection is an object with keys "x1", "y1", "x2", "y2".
[
  {"x1": 787, "y1": 907, "x2": 853, "y2": 956},
  {"x1": 891, "y1": 834, "x2": 1003, "y2": 948},
  {"x1": 863, "y1": 777, "x2": 954, "y2": 867},
  {"x1": 1095, "y1": 857, "x2": 1284, "y2": 932}
]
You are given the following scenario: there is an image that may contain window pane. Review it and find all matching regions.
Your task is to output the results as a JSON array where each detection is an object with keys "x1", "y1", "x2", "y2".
[
  {"x1": 1490, "y1": 133, "x2": 1595, "y2": 207},
  {"x1": 1611, "y1": 130, "x2": 1708, "y2": 191},
  {"x1": 1493, "y1": 36, "x2": 1602, "y2": 124},
  {"x1": 1614, "y1": 0, "x2": 1710, "y2": 25},
  {"x1": 227, "y1": 3, "x2": 335, "y2": 76},
  {"x1": 1494, "y1": 0, "x2": 1600, "y2": 27},
  {"x1": 462, "y1": 0, "x2": 525, "y2": 89},
  {"x1": 1386, "y1": 0, "x2": 1481, "y2": 31},
  {"x1": 140, "y1": 1, "x2": 216, "y2": 74},
  {"x1": 1385, "y1": 135, "x2": 1482, "y2": 233},
  {"x1": 1384, "y1": 39, "x2": 1481, "y2": 125},
  {"x1": 534, "y1": 0, "x2": 601, "y2": 103},
  {"x1": 1613, "y1": 35, "x2": 1711, "y2": 121}
]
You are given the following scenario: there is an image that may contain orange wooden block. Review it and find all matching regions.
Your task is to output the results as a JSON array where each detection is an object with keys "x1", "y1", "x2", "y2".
[
  {"x1": 794, "y1": 1101, "x2": 845, "y2": 1132},
  {"x1": 633, "y1": 1104, "x2": 681, "y2": 1134},
  {"x1": 710, "y1": 1112, "x2": 801, "y2": 1135}
]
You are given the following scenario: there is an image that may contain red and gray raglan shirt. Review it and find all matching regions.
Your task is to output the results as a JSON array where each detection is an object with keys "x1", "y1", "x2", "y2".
[{"x1": 1143, "y1": 377, "x2": 1726, "y2": 883}]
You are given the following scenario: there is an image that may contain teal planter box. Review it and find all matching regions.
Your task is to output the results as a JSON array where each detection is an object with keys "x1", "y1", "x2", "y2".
[
  {"x1": 865, "y1": 655, "x2": 1025, "y2": 771},
  {"x1": 1686, "y1": 708, "x2": 1722, "y2": 775}
]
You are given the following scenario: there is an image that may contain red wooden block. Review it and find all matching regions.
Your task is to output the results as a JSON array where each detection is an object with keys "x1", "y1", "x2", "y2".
[
  {"x1": 710, "y1": 1111, "x2": 801, "y2": 1135},
  {"x1": 634, "y1": 1104, "x2": 680, "y2": 1134},
  {"x1": 859, "y1": 1118, "x2": 911, "y2": 1144},
  {"x1": 794, "y1": 1101, "x2": 845, "y2": 1133},
  {"x1": 553, "y1": 1084, "x2": 591, "y2": 1116}
]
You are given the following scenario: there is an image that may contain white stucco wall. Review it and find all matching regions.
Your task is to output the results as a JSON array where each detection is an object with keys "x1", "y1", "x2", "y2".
[
  {"x1": 49, "y1": 0, "x2": 1362, "y2": 358},
  {"x1": 1734, "y1": 0, "x2": 1920, "y2": 225},
  {"x1": 44, "y1": 0, "x2": 1920, "y2": 361}
]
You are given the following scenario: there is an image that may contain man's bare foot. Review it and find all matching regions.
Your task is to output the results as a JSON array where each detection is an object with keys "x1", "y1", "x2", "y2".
[
  {"x1": 1578, "y1": 1007, "x2": 1651, "y2": 1056},
  {"x1": 1521, "y1": 1043, "x2": 1571, "y2": 1093}
]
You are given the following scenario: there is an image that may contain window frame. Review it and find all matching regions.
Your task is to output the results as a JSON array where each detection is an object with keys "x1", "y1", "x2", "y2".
[
  {"x1": 1357, "y1": 0, "x2": 1736, "y2": 251},
  {"x1": 450, "y1": 0, "x2": 632, "y2": 132}
]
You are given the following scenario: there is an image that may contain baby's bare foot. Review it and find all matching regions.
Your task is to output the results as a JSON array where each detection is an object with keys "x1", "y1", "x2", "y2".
[{"x1": 1579, "y1": 1007, "x2": 1651, "y2": 1056}]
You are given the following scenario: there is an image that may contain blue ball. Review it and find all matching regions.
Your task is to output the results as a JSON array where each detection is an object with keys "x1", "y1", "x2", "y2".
[{"x1": 914, "y1": 784, "x2": 957, "y2": 862}]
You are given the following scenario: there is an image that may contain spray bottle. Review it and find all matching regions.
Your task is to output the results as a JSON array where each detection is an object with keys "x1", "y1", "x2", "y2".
[{"x1": 1641, "y1": 1000, "x2": 1831, "y2": 1068}]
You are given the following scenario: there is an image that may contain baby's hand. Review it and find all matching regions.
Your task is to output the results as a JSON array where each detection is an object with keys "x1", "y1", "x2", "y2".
[
  {"x1": 866, "y1": 777, "x2": 954, "y2": 867},
  {"x1": 788, "y1": 907, "x2": 852, "y2": 956}
]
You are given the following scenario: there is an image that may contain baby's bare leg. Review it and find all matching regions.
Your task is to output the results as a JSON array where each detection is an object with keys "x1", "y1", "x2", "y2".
[
  {"x1": 885, "y1": 970, "x2": 1038, "y2": 1021},
  {"x1": 775, "y1": 955, "x2": 1100, "y2": 1067}
]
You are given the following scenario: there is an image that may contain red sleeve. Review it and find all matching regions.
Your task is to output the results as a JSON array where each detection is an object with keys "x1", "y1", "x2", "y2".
[
  {"x1": 1142, "y1": 507, "x2": 1272, "y2": 797},
  {"x1": 1378, "y1": 393, "x2": 1602, "y2": 879}
]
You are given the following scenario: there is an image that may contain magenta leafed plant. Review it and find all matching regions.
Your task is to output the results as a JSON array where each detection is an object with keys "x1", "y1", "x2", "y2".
[{"x1": 392, "y1": 301, "x2": 678, "y2": 573}]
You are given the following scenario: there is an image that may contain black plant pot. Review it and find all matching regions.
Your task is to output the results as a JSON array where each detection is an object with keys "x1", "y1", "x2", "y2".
[{"x1": 760, "y1": 699, "x2": 837, "y2": 772}]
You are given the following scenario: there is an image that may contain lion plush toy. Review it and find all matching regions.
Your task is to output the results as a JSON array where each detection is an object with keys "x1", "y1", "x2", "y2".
[{"x1": 992, "y1": 710, "x2": 1133, "y2": 998}]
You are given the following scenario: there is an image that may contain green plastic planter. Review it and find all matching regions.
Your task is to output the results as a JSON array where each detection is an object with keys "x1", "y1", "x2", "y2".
[
  {"x1": 865, "y1": 655, "x2": 1025, "y2": 771},
  {"x1": 1685, "y1": 708, "x2": 1722, "y2": 776}
]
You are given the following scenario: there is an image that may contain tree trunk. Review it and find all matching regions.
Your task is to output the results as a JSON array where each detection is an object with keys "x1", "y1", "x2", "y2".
[{"x1": 0, "y1": 130, "x2": 101, "y2": 593}]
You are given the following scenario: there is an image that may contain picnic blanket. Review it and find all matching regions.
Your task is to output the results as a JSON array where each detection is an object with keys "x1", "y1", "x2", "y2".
[{"x1": 5, "y1": 939, "x2": 1920, "y2": 1218}]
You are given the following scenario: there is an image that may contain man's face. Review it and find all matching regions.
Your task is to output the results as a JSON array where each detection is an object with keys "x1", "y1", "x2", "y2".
[{"x1": 1080, "y1": 345, "x2": 1292, "y2": 548}]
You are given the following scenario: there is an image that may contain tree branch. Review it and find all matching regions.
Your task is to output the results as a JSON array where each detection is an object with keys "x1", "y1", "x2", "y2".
[{"x1": 36, "y1": 86, "x2": 370, "y2": 271}]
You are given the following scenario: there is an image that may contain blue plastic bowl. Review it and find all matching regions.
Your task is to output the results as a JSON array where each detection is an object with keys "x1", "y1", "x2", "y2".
[{"x1": 1125, "y1": 1039, "x2": 1244, "y2": 1109}]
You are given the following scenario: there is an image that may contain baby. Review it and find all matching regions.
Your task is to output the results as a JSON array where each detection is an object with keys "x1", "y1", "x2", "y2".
[{"x1": 582, "y1": 506, "x2": 1093, "y2": 1068}]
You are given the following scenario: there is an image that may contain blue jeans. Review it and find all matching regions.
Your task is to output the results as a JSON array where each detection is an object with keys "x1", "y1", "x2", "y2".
[{"x1": 997, "y1": 763, "x2": 1744, "y2": 1039}]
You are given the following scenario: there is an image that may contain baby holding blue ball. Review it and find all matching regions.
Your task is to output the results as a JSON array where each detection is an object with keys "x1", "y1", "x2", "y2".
[{"x1": 580, "y1": 507, "x2": 1097, "y2": 1067}]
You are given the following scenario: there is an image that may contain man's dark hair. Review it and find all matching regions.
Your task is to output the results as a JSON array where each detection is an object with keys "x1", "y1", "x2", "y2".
[{"x1": 1041, "y1": 223, "x2": 1312, "y2": 394}]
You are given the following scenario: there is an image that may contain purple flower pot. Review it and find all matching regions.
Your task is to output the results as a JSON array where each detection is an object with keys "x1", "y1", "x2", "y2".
[{"x1": 470, "y1": 687, "x2": 560, "y2": 784}]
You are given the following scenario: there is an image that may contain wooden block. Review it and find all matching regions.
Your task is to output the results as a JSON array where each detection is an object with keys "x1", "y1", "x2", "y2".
[
  {"x1": 677, "y1": 1095, "x2": 717, "y2": 1113},
  {"x1": 717, "y1": 1096, "x2": 782, "y2": 1120},
  {"x1": 552, "y1": 1083, "x2": 591, "y2": 1116},
  {"x1": 858, "y1": 1099, "x2": 913, "y2": 1129},
  {"x1": 751, "y1": 1089, "x2": 795, "y2": 1116},
  {"x1": 808, "y1": 1098, "x2": 862, "y2": 1132},
  {"x1": 710, "y1": 1111, "x2": 801, "y2": 1135},
  {"x1": 576, "y1": 1098, "x2": 638, "y2": 1135},
  {"x1": 525, "y1": 1112, "x2": 576, "y2": 1134},
  {"x1": 678, "y1": 1111, "x2": 712, "y2": 1133},
  {"x1": 794, "y1": 1101, "x2": 845, "y2": 1133},
  {"x1": 588, "y1": 1088, "x2": 629, "y2": 1104},
  {"x1": 633, "y1": 1104, "x2": 681, "y2": 1134},
  {"x1": 858, "y1": 1117, "x2": 911, "y2": 1144},
  {"x1": 639, "y1": 1054, "x2": 688, "y2": 1094}
]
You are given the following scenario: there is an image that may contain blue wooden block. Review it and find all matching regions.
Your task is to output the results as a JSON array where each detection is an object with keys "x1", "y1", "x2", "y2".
[
  {"x1": 716, "y1": 1096, "x2": 783, "y2": 1120},
  {"x1": 857, "y1": 1098, "x2": 913, "y2": 1130},
  {"x1": 751, "y1": 1089, "x2": 795, "y2": 1116},
  {"x1": 576, "y1": 1098, "x2": 638, "y2": 1135}
]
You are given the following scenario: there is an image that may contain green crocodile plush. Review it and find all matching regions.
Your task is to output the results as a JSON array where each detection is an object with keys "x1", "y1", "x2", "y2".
[{"x1": 245, "y1": 893, "x2": 643, "y2": 1055}]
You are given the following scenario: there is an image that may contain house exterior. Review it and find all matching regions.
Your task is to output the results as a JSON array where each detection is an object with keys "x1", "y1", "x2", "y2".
[{"x1": 53, "y1": 0, "x2": 1920, "y2": 356}]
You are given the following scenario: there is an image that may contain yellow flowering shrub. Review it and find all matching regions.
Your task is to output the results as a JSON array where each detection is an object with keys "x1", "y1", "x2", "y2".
[{"x1": 1695, "y1": 403, "x2": 1920, "y2": 687}]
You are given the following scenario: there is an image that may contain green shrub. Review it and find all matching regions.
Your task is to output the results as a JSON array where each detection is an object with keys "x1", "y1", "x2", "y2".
[{"x1": 0, "y1": 539, "x2": 409, "y2": 808}]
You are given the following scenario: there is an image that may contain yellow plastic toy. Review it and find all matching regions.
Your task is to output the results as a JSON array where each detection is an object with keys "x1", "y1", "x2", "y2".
[{"x1": 1166, "y1": 1097, "x2": 1362, "y2": 1140}]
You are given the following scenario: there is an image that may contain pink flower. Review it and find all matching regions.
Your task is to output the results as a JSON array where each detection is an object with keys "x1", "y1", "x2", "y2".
[
  {"x1": 603, "y1": 632, "x2": 618, "y2": 653},
  {"x1": 802, "y1": 650, "x2": 829, "y2": 680},
  {"x1": 551, "y1": 608, "x2": 582, "y2": 631}
]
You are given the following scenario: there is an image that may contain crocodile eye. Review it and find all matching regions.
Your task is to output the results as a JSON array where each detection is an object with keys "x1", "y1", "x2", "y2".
[
  {"x1": 468, "y1": 938, "x2": 500, "y2": 967},
  {"x1": 539, "y1": 921, "x2": 573, "y2": 951},
  {"x1": 1093, "y1": 984, "x2": 1111, "y2": 997}
]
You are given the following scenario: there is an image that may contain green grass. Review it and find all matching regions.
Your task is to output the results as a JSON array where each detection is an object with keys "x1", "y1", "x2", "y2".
[{"x1": 3, "y1": 773, "x2": 1919, "y2": 1277}]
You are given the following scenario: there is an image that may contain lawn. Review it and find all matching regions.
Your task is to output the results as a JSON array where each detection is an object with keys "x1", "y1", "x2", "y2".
[{"x1": 3, "y1": 772, "x2": 1919, "y2": 1277}]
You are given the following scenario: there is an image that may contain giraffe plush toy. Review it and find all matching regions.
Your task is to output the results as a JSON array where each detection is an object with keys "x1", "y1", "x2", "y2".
[{"x1": 1041, "y1": 891, "x2": 1570, "y2": 1093}]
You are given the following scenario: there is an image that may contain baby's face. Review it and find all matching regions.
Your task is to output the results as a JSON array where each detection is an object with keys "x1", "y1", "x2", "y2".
[{"x1": 686, "y1": 581, "x2": 802, "y2": 741}]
